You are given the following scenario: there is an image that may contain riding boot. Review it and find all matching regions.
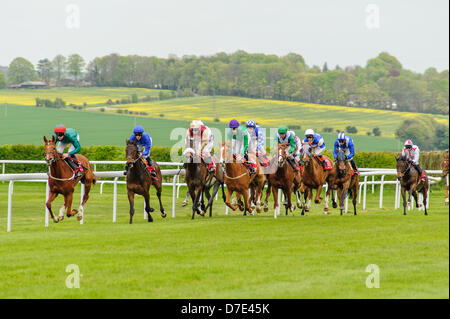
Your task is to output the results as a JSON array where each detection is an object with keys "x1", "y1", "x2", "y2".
[
  {"x1": 287, "y1": 157, "x2": 298, "y2": 171},
  {"x1": 317, "y1": 154, "x2": 326, "y2": 169},
  {"x1": 65, "y1": 157, "x2": 83, "y2": 178},
  {"x1": 147, "y1": 158, "x2": 157, "y2": 177},
  {"x1": 350, "y1": 159, "x2": 360, "y2": 175},
  {"x1": 413, "y1": 163, "x2": 425, "y2": 181}
]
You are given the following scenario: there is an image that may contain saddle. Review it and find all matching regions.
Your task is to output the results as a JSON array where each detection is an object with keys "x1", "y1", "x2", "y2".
[{"x1": 313, "y1": 155, "x2": 333, "y2": 170}]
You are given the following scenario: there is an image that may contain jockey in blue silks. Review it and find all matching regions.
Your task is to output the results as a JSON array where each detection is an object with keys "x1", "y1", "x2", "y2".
[
  {"x1": 303, "y1": 128, "x2": 327, "y2": 168},
  {"x1": 333, "y1": 132, "x2": 360, "y2": 175},
  {"x1": 129, "y1": 125, "x2": 157, "y2": 177},
  {"x1": 246, "y1": 120, "x2": 269, "y2": 167}
]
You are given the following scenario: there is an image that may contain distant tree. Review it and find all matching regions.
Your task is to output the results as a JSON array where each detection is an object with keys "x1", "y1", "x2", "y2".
[
  {"x1": 66, "y1": 54, "x2": 85, "y2": 81},
  {"x1": 322, "y1": 62, "x2": 328, "y2": 72},
  {"x1": 37, "y1": 58, "x2": 53, "y2": 84},
  {"x1": 373, "y1": 127, "x2": 381, "y2": 136},
  {"x1": 7, "y1": 57, "x2": 37, "y2": 84},
  {"x1": 0, "y1": 71, "x2": 6, "y2": 88},
  {"x1": 346, "y1": 126, "x2": 358, "y2": 134},
  {"x1": 52, "y1": 55, "x2": 66, "y2": 81}
]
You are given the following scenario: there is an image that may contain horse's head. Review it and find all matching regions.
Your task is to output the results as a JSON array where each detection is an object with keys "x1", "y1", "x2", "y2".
[
  {"x1": 396, "y1": 154, "x2": 410, "y2": 181},
  {"x1": 125, "y1": 139, "x2": 138, "y2": 170},
  {"x1": 183, "y1": 147, "x2": 199, "y2": 164},
  {"x1": 278, "y1": 144, "x2": 288, "y2": 168},
  {"x1": 43, "y1": 135, "x2": 58, "y2": 165},
  {"x1": 442, "y1": 152, "x2": 449, "y2": 177},
  {"x1": 302, "y1": 145, "x2": 312, "y2": 166},
  {"x1": 336, "y1": 148, "x2": 347, "y2": 176}
]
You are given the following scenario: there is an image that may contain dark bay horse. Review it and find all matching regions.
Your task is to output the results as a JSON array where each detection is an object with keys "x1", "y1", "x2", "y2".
[
  {"x1": 183, "y1": 148, "x2": 209, "y2": 220},
  {"x1": 44, "y1": 136, "x2": 97, "y2": 223},
  {"x1": 264, "y1": 144, "x2": 302, "y2": 215},
  {"x1": 396, "y1": 155, "x2": 429, "y2": 215},
  {"x1": 328, "y1": 149, "x2": 359, "y2": 215},
  {"x1": 125, "y1": 139, "x2": 166, "y2": 223},
  {"x1": 442, "y1": 152, "x2": 449, "y2": 205},
  {"x1": 300, "y1": 147, "x2": 334, "y2": 214}
]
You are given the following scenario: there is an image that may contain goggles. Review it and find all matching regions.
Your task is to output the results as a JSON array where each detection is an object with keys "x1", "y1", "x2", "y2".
[
  {"x1": 134, "y1": 132, "x2": 143, "y2": 137},
  {"x1": 306, "y1": 135, "x2": 314, "y2": 139},
  {"x1": 56, "y1": 132, "x2": 65, "y2": 137}
]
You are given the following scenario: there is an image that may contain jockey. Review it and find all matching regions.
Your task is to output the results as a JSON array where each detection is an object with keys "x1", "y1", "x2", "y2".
[
  {"x1": 129, "y1": 125, "x2": 157, "y2": 177},
  {"x1": 246, "y1": 120, "x2": 269, "y2": 167},
  {"x1": 54, "y1": 124, "x2": 84, "y2": 178},
  {"x1": 226, "y1": 119, "x2": 256, "y2": 175},
  {"x1": 273, "y1": 126, "x2": 300, "y2": 172},
  {"x1": 303, "y1": 129, "x2": 327, "y2": 168},
  {"x1": 184, "y1": 120, "x2": 216, "y2": 173},
  {"x1": 402, "y1": 139, "x2": 426, "y2": 181},
  {"x1": 333, "y1": 132, "x2": 360, "y2": 175}
]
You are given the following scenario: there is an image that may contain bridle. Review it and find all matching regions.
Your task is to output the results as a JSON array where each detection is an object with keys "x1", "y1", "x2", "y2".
[
  {"x1": 336, "y1": 149, "x2": 347, "y2": 177},
  {"x1": 397, "y1": 158, "x2": 412, "y2": 180}
]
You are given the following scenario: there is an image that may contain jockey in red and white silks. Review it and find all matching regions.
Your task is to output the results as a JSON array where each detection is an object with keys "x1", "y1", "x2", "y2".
[
  {"x1": 401, "y1": 139, "x2": 426, "y2": 181},
  {"x1": 184, "y1": 120, "x2": 215, "y2": 173}
]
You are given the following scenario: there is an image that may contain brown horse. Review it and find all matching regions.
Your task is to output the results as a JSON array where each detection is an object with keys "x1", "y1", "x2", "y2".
[
  {"x1": 441, "y1": 151, "x2": 449, "y2": 205},
  {"x1": 183, "y1": 148, "x2": 209, "y2": 220},
  {"x1": 220, "y1": 142, "x2": 262, "y2": 215},
  {"x1": 396, "y1": 155, "x2": 429, "y2": 215},
  {"x1": 327, "y1": 149, "x2": 359, "y2": 215},
  {"x1": 263, "y1": 144, "x2": 302, "y2": 215},
  {"x1": 125, "y1": 139, "x2": 166, "y2": 223},
  {"x1": 43, "y1": 136, "x2": 96, "y2": 223},
  {"x1": 300, "y1": 147, "x2": 334, "y2": 214},
  {"x1": 203, "y1": 158, "x2": 226, "y2": 217}
]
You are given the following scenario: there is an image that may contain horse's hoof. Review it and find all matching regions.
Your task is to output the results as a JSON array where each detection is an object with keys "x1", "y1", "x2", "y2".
[
  {"x1": 263, "y1": 207, "x2": 268, "y2": 212},
  {"x1": 77, "y1": 214, "x2": 83, "y2": 221},
  {"x1": 58, "y1": 216, "x2": 64, "y2": 221},
  {"x1": 332, "y1": 202, "x2": 337, "y2": 209},
  {"x1": 148, "y1": 218, "x2": 153, "y2": 222},
  {"x1": 161, "y1": 212, "x2": 167, "y2": 218},
  {"x1": 149, "y1": 207, "x2": 155, "y2": 212},
  {"x1": 181, "y1": 201, "x2": 188, "y2": 207},
  {"x1": 53, "y1": 218, "x2": 59, "y2": 223}
]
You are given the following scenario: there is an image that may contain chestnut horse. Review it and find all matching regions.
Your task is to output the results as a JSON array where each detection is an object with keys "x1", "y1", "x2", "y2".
[
  {"x1": 264, "y1": 144, "x2": 302, "y2": 215},
  {"x1": 300, "y1": 147, "x2": 334, "y2": 214},
  {"x1": 327, "y1": 149, "x2": 359, "y2": 215},
  {"x1": 396, "y1": 155, "x2": 429, "y2": 215},
  {"x1": 442, "y1": 152, "x2": 449, "y2": 205},
  {"x1": 220, "y1": 142, "x2": 264, "y2": 215},
  {"x1": 43, "y1": 136, "x2": 96, "y2": 223},
  {"x1": 125, "y1": 139, "x2": 166, "y2": 223}
]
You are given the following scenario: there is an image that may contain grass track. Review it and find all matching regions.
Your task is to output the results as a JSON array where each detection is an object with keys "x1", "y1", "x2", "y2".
[{"x1": 0, "y1": 182, "x2": 448, "y2": 298}]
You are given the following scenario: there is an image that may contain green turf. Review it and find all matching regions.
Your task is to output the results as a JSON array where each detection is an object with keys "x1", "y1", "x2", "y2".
[{"x1": 0, "y1": 181, "x2": 448, "y2": 298}]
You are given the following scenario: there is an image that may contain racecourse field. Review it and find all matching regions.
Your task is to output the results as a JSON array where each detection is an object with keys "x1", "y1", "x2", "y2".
[
  {"x1": 1, "y1": 87, "x2": 448, "y2": 151},
  {"x1": 0, "y1": 181, "x2": 448, "y2": 298}
]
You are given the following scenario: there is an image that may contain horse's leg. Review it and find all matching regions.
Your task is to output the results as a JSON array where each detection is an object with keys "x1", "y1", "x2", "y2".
[
  {"x1": 128, "y1": 189, "x2": 135, "y2": 224},
  {"x1": 153, "y1": 182, "x2": 166, "y2": 218},
  {"x1": 46, "y1": 191, "x2": 59, "y2": 223},
  {"x1": 331, "y1": 188, "x2": 338, "y2": 209},
  {"x1": 272, "y1": 186, "x2": 279, "y2": 212},
  {"x1": 242, "y1": 189, "x2": 252, "y2": 216},
  {"x1": 263, "y1": 180, "x2": 271, "y2": 212},
  {"x1": 401, "y1": 186, "x2": 407, "y2": 215},
  {"x1": 422, "y1": 185, "x2": 428, "y2": 216},
  {"x1": 225, "y1": 188, "x2": 238, "y2": 211},
  {"x1": 143, "y1": 191, "x2": 153, "y2": 222},
  {"x1": 77, "y1": 184, "x2": 91, "y2": 221},
  {"x1": 182, "y1": 192, "x2": 190, "y2": 207},
  {"x1": 315, "y1": 184, "x2": 323, "y2": 204},
  {"x1": 64, "y1": 192, "x2": 75, "y2": 219},
  {"x1": 352, "y1": 181, "x2": 358, "y2": 215},
  {"x1": 324, "y1": 186, "x2": 331, "y2": 214},
  {"x1": 194, "y1": 185, "x2": 204, "y2": 217}
]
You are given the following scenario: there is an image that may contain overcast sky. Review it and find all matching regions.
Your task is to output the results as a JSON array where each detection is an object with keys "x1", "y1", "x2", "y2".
[{"x1": 1, "y1": 0, "x2": 448, "y2": 72}]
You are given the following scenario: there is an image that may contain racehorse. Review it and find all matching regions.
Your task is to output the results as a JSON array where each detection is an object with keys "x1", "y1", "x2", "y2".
[
  {"x1": 183, "y1": 148, "x2": 209, "y2": 220},
  {"x1": 43, "y1": 136, "x2": 97, "y2": 223},
  {"x1": 125, "y1": 139, "x2": 166, "y2": 223},
  {"x1": 263, "y1": 144, "x2": 302, "y2": 215},
  {"x1": 441, "y1": 151, "x2": 449, "y2": 205},
  {"x1": 396, "y1": 155, "x2": 429, "y2": 215},
  {"x1": 327, "y1": 149, "x2": 359, "y2": 215},
  {"x1": 300, "y1": 146, "x2": 334, "y2": 214},
  {"x1": 203, "y1": 158, "x2": 227, "y2": 217},
  {"x1": 220, "y1": 142, "x2": 261, "y2": 215}
]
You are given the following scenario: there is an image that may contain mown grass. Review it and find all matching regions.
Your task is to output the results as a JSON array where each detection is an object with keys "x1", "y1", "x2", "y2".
[{"x1": 0, "y1": 182, "x2": 448, "y2": 299}]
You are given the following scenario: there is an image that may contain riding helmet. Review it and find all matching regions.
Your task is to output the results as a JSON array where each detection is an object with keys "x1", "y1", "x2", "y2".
[
  {"x1": 305, "y1": 129, "x2": 315, "y2": 136},
  {"x1": 246, "y1": 120, "x2": 256, "y2": 128},
  {"x1": 278, "y1": 126, "x2": 288, "y2": 134},
  {"x1": 404, "y1": 140, "x2": 413, "y2": 147},
  {"x1": 133, "y1": 125, "x2": 144, "y2": 134},
  {"x1": 229, "y1": 119, "x2": 239, "y2": 128},
  {"x1": 338, "y1": 132, "x2": 346, "y2": 141},
  {"x1": 54, "y1": 124, "x2": 66, "y2": 134}
]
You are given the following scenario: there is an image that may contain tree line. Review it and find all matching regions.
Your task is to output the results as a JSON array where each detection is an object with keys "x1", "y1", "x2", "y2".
[{"x1": 0, "y1": 51, "x2": 448, "y2": 115}]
